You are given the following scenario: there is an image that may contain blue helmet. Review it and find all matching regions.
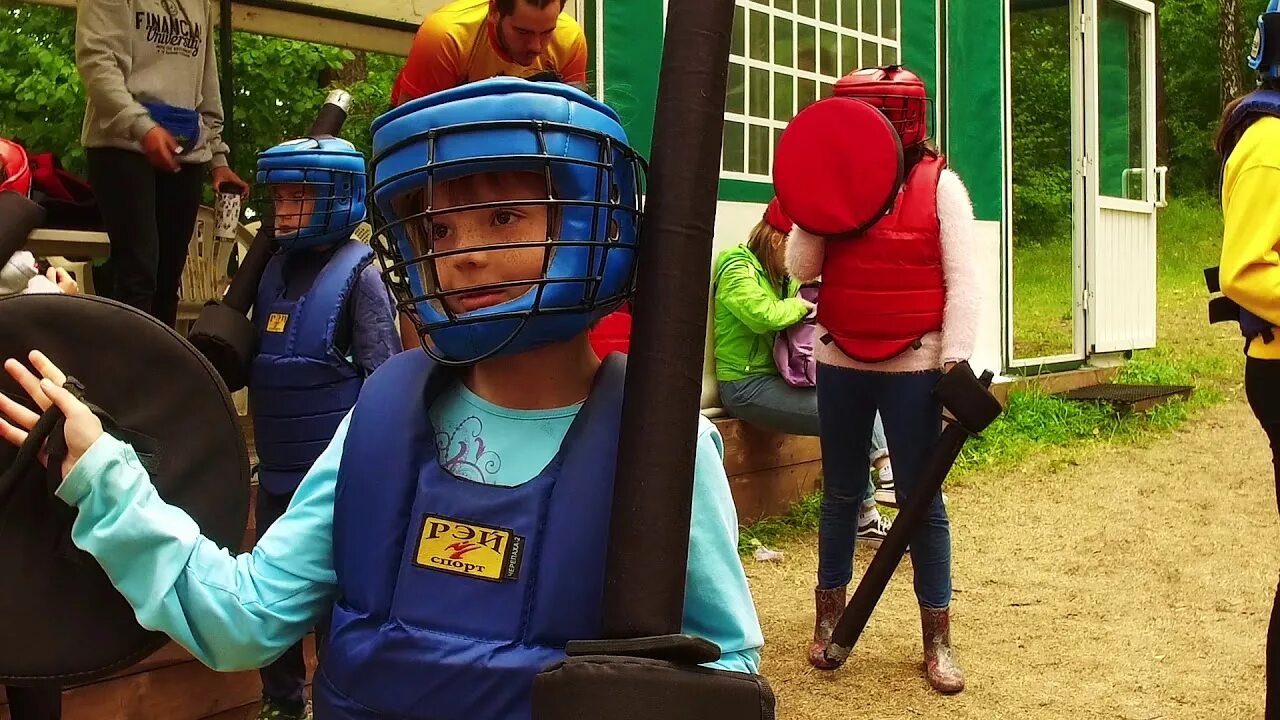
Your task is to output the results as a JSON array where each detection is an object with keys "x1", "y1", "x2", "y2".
[
  {"x1": 1249, "y1": 0, "x2": 1280, "y2": 80},
  {"x1": 369, "y1": 77, "x2": 646, "y2": 365},
  {"x1": 255, "y1": 136, "x2": 368, "y2": 252}
]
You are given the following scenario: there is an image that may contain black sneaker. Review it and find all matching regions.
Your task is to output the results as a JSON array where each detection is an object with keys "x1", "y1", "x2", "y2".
[{"x1": 856, "y1": 513, "x2": 892, "y2": 547}]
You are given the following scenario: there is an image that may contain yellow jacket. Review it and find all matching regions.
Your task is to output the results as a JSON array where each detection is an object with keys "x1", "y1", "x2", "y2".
[{"x1": 1221, "y1": 115, "x2": 1280, "y2": 359}]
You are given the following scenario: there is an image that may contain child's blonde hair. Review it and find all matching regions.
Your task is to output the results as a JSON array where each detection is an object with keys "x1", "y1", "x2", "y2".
[{"x1": 746, "y1": 219, "x2": 789, "y2": 289}]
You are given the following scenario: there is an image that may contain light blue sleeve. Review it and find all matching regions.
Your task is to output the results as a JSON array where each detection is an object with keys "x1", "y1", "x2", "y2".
[
  {"x1": 681, "y1": 416, "x2": 765, "y2": 674},
  {"x1": 54, "y1": 414, "x2": 348, "y2": 672}
]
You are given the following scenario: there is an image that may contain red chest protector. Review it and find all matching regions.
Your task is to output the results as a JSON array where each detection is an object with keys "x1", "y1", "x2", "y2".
[{"x1": 817, "y1": 154, "x2": 946, "y2": 363}]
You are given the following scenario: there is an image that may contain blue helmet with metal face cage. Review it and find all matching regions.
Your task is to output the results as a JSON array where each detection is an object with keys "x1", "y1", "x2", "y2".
[
  {"x1": 369, "y1": 77, "x2": 646, "y2": 365},
  {"x1": 255, "y1": 136, "x2": 368, "y2": 251}
]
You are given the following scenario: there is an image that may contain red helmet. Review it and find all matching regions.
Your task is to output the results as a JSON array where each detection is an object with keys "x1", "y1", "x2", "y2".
[
  {"x1": 762, "y1": 197, "x2": 793, "y2": 234},
  {"x1": 833, "y1": 65, "x2": 930, "y2": 147},
  {"x1": 0, "y1": 138, "x2": 32, "y2": 198}
]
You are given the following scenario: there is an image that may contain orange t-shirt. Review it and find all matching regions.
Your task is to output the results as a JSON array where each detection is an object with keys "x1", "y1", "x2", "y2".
[{"x1": 392, "y1": 0, "x2": 588, "y2": 106}]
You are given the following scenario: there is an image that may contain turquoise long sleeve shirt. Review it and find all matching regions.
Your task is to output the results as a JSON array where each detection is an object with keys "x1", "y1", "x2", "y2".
[{"x1": 55, "y1": 410, "x2": 764, "y2": 675}]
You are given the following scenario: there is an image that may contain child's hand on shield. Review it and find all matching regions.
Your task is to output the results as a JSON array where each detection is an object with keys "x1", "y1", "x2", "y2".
[{"x1": 0, "y1": 351, "x2": 104, "y2": 479}]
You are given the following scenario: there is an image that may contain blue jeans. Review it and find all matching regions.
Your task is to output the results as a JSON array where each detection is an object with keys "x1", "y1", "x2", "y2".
[
  {"x1": 814, "y1": 364, "x2": 952, "y2": 609},
  {"x1": 719, "y1": 374, "x2": 888, "y2": 503}
]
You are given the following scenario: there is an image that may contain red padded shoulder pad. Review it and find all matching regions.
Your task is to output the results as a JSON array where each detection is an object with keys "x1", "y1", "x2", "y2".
[{"x1": 772, "y1": 97, "x2": 903, "y2": 237}]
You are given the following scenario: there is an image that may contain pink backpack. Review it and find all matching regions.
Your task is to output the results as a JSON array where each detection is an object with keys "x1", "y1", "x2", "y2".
[{"x1": 774, "y1": 283, "x2": 820, "y2": 387}]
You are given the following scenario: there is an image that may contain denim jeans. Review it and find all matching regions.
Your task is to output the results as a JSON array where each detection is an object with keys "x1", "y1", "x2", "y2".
[
  {"x1": 814, "y1": 363, "x2": 952, "y2": 609},
  {"x1": 719, "y1": 374, "x2": 888, "y2": 503}
]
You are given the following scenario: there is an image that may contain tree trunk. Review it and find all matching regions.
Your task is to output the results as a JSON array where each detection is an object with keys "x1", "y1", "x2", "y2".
[
  {"x1": 1220, "y1": 0, "x2": 1244, "y2": 106},
  {"x1": 1154, "y1": 0, "x2": 1169, "y2": 165}
]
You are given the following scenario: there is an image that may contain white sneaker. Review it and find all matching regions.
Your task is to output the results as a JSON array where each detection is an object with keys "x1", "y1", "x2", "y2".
[
  {"x1": 873, "y1": 464, "x2": 897, "y2": 508},
  {"x1": 856, "y1": 512, "x2": 892, "y2": 548}
]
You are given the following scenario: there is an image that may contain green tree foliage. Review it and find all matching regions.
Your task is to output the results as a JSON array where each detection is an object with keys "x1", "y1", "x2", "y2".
[
  {"x1": 0, "y1": 2, "x2": 86, "y2": 173},
  {"x1": 1010, "y1": 8, "x2": 1073, "y2": 246},
  {"x1": 224, "y1": 36, "x2": 399, "y2": 190},
  {"x1": 1159, "y1": 0, "x2": 1251, "y2": 195},
  {"x1": 0, "y1": 1, "x2": 397, "y2": 189},
  {"x1": 1008, "y1": 0, "x2": 1252, "y2": 244}
]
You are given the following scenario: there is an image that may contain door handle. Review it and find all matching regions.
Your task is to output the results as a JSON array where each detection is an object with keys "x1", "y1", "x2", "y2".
[
  {"x1": 1154, "y1": 166, "x2": 1169, "y2": 208},
  {"x1": 1121, "y1": 168, "x2": 1145, "y2": 200}
]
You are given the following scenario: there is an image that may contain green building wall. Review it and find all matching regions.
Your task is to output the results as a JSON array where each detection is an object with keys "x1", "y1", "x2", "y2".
[
  {"x1": 587, "y1": 0, "x2": 1007, "y2": 221},
  {"x1": 941, "y1": 2, "x2": 1006, "y2": 222}
]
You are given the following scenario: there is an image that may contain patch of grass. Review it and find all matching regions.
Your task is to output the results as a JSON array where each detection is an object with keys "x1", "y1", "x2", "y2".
[
  {"x1": 1116, "y1": 353, "x2": 1226, "y2": 402},
  {"x1": 1156, "y1": 193, "x2": 1225, "y2": 292},
  {"x1": 955, "y1": 388, "x2": 1196, "y2": 477},
  {"x1": 1011, "y1": 196, "x2": 1228, "y2": 361},
  {"x1": 1012, "y1": 237, "x2": 1075, "y2": 358},
  {"x1": 1142, "y1": 195, "x2": 1244, "y2": 397},
  {"x1": 739, "y1": 493, "x2": 822, "y2": 555},
  {"x1": 955, "y1": 351, "x2": 1231, "y2": 480},
  {"x1": 955, "y1": 391, "x2": 1107, "y2": 472}
]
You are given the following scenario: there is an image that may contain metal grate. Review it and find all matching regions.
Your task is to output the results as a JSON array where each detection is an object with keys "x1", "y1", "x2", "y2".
[{"x1": 1055, "y1": 383, "x2": 1194, "y2": 414}]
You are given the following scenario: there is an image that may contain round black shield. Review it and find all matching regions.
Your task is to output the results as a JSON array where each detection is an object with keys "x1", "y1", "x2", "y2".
[{"x1": 0, "y1": 293, "x2": 250, "y2": 685}]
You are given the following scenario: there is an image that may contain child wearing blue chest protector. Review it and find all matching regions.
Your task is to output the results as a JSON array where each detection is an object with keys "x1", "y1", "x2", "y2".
[
  {"x1": 0, "y1": 78, "x2": 764, "y2": 720},
  {"x1": 248, "y1": 136, "x2": 400, "y2": 719}
]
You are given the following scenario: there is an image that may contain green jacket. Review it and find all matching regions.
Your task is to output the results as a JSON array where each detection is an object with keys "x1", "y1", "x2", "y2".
[{"x1": 712, "y1": 244, "x2": 809, "y2": 382}]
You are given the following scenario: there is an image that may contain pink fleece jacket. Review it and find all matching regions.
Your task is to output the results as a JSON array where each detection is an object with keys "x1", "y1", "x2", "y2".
[{"x1": 784, "y1": 167, "x2": 981, "y2": 373}]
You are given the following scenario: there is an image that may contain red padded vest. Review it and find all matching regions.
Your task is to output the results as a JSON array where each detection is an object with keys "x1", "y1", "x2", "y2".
[{"x1": 816, "y1": 155, "x2": 946, "y2": 363}]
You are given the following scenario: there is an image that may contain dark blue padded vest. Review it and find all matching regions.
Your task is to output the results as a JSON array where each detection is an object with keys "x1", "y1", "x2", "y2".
[
  {"x1": 314, "y1": 350, "x2": 626, "y2": 719},
  {"x1": 250, "y1": 241, "x2": 374, "y2": 495}
]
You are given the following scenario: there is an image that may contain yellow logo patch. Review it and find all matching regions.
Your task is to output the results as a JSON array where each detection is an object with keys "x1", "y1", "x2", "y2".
[
  {"x1": 414, "y1": 515, "x2": 524, "y2": 583},
  {"x1": 266, "y1": 313, "x2": 289, "y2": 333}
]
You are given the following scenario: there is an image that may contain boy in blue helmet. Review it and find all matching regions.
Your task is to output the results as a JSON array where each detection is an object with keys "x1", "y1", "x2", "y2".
[
  {"x1": 0, "y1": 78, "x2": 764, "y2": 720},
  {"x1": 249, "y1": 136, "x2": 400, "y2": 719}
]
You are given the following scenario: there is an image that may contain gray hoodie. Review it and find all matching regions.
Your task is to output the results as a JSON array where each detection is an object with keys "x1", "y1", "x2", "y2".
[{"x1": 75, "y1": 0, "x2": 229, "y2": 167}]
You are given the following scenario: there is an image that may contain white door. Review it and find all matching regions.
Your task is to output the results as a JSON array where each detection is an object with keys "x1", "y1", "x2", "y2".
[
  {"x1": 1083, "y1": 0, "x2": 1167, "y2": 354},
  {"x1": 1003, "y1": 0, "x2": 1089, "y2": 371}
]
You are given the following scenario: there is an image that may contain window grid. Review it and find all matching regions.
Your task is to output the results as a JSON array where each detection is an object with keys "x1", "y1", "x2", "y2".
[{"x1": 723, "y1": 0, "x2": 902, "y2": 183}]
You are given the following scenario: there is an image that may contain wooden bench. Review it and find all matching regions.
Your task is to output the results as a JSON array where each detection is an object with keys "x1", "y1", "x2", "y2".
[
  {"x1": 714, "y1": 417, "x2": 823, "y2": 525},
  {"x1": 0, "y1": 637, "x2": 316, "y2": 720}
]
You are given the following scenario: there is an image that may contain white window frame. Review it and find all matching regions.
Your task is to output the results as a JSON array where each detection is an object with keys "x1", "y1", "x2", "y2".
[{"x1": 722, "y1": 0, "x2": 903, "y2": 183}]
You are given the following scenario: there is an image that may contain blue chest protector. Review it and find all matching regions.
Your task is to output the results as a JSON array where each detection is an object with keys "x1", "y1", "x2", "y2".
[
  {"x1": 1209, "y1": 89, "x2": 1280, "y2": 351},
  {"x1": 250, "y1": 241, "x2": 374, "y2": 495},
  {"x1": 314, "y1": 350, "x2": 627, "y2": 720}
]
